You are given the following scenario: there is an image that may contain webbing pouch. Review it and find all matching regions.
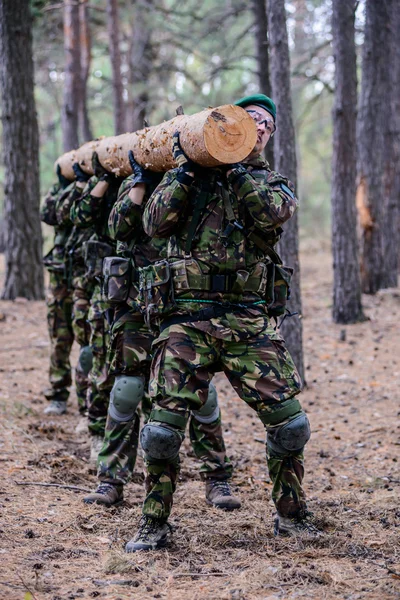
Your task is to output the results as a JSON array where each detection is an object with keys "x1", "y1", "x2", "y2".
[
  {"x1": 84, "y1": 240, "x2": 114, "y2": 278},
  {"x1": 42, "y1": 247, "x2": 65, "y2": 273},
  {"x1": 138, "y1": 260, "x2": 175, "y2": 325},
  {"x1": 102, "y1": 256, "x2": 132, "y2": 304},
  {"x1": 267, "y1": 263, "x2": 293, "y2": 318}
]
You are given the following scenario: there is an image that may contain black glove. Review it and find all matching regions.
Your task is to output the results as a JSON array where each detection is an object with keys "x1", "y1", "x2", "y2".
[
  {"x1": 72, "y1": 162, "x2": 90, "y2": 183},
  {"x1": 56, "y1": 164, "x2": 71, "y2": 189},
  {"x1": 172, "y1": 132, "x2": 197, "y2": 185},
  {"x1": 92, "y1": 152, "x2": 112, "y2": 181},
  {"x1": 226, "y1": 163, "x2": 248, "y2": 186},
  {"x1": 128, "y1": 150, "x2": 153, "y2": 185}
]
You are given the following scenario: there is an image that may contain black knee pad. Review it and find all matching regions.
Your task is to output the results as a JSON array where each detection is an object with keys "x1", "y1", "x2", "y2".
[
  {"x1": 267, "y1": 411, "x2": 311, "y2": 455},
  {"x1": 140, "y1": 422, "x2": 183, "y2": 461}
]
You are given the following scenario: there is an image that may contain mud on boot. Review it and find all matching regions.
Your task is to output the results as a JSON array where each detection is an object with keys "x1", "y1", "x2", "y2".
[
  {"x1": 83, "y1": 482, "x2": 123, "y2": 506},
  {"x1": 205, "y1": 479, "x2": 241, "y2": 510},
  {"x1": 274, "y1": 511, "x2": 322, "y2": 538},
  {"x1": 125, "y1": 516, "x2": 171, "y2": 552},
  {"x1": 43, "y1": 400, "x2": 67, "y2": 416}
]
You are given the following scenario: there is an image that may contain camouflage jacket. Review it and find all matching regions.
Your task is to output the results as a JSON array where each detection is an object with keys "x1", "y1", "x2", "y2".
[
  {"x1": 108, "y1": 175, "x2": 167, "y2": 268},
  {"x1": 40, "y1": 183, "x2": 62, "y2": 227},
  {"x1": 143, "y1": 155, "x2": 298, "y2": 306},
  {"x1": 41, "y1": 182, "x2": 76, "y2": 271}
]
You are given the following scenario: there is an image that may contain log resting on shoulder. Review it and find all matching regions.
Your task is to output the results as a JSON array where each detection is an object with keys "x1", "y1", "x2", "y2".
[{"x1": 55, "y1": 104, "x2": 257, "y2": 180}]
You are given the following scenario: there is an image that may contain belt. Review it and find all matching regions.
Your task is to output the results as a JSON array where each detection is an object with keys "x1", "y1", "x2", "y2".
[{"x1": 181, "y1": 272, "x2": 262, "y2": 293}]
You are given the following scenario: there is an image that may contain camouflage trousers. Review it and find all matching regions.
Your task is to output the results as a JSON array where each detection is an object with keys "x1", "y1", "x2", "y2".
[
  {"x1": 44, "y1": 271, "x2": 74, "y2": 404},
  {"x1": 97, "y1": 306, "x2": 232, "y2": 486},
  {"x1": 87, "y1": 283, "x2": 114, "y2": 437},
  {"x1": 71, "y1": 273, "x2": 95, "y2": 411},
  {"x1": 142, "y1": 320, "x2": 305, "y2": 521}
]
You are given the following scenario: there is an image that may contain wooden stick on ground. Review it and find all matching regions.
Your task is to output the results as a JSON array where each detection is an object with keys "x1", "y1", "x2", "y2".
[{"x1": 14, "y1": 480, "x2": 92, "y2": 493}]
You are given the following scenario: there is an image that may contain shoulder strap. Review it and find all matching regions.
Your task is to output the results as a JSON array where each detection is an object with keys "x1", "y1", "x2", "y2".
[{"x1": 184, "y1": 186, "x2": 210, "y2": 256}]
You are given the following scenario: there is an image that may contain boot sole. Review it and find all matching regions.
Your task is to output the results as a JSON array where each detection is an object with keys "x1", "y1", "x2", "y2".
[{"x1": 206, "y1": 499, "x2": 241, "y2": 511}]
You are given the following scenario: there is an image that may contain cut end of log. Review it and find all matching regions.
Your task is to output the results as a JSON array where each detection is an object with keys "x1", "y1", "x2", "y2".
[{"x1": 203, "y1": 105, "x2": 257, "y2": 164}]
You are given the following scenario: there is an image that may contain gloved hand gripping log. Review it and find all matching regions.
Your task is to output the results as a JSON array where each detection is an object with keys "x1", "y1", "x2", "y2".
[{"x1": 54, "y1": 104, "x2": 257, "y2": 181}]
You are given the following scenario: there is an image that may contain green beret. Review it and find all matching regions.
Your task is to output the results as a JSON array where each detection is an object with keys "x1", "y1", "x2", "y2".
[{"x1": 234, "y1": 94, "x2": 276, "y2": 121}]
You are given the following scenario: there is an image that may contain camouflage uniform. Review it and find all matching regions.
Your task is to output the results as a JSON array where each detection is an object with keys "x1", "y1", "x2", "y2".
[
  {"x1": 96, "y1": 175, "x2": 232, "y2": 485},
  {"x1": 41, "y1": 183, "x2": 74, "y2": 404},
  {"x1": 69, "y1": 176, "x2": 121, "y2": 436},
  {"x1": 140, "y1": 157, "x2": 306, "y2": 521}
]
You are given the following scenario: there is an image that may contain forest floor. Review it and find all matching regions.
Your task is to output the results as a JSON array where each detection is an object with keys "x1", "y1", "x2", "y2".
[{"x1": 0, "y1": 242, "x2": 399, "y2": 600}]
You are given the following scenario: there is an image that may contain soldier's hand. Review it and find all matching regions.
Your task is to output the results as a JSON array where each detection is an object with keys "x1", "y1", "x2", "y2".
[
  {"x1": 72, "y1": 162, "x2": 91, "y2": 183},
  {"x1": 128, "y1": 150, "x2": 152, "y2": 185},
  {"x1": 56, "y1": 164, "x2": 71, "y2": 189},
  {"x1": 172, "y1": 132, "x2": 196, "y2": 173},
  {"x1": 92, "y1": 151, "x2": 111, "y2": 182}
]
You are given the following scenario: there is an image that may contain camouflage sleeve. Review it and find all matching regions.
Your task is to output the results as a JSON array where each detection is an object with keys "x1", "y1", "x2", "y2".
[
  {"x1": 40, "y1": 184, "x2": 60, "y2": 225},
  {"x1": 69, "y1": 176, "x2": 102, "y2": 228},
  {"x1": 55, "y1": 182, "x2": 79, "y2": 227},
  {"x1": 142, "y1": 168, "x2": 192, "y2": 238},
  {"x1": 228, "y1": 168, "x2": 298, "y2": 229},
  {"x1": 108, "y1": 175, "x2": 144, "y2": 242}
]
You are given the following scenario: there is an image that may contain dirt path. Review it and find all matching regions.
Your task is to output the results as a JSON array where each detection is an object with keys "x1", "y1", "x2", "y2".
[{"x1": 0, "y1": 246, "x2": 399, "y2": 600}]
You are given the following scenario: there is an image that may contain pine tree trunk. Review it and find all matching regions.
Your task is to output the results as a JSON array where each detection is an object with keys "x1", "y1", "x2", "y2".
[
  {"x1": 381, "y1": 0, "x2": 400, "y2": 288},
  {"x1": 251, "y1": 0, "x2": 274, "y2": 169},
  {"x1": 62, "y1": 0, "x2": 81, "y2": 151},
  {"x1": 357, "y1": 0, "x2": 389, "y2": 294},
  {"x1": 107, "y1": 0, "x2": 125, "y2": 135},
  {"x1": 0, "y1": 0, "x2": 44, "y2": 300},
  {"x1": 331, "y1": 0, "x2": 364, "y2": 323},
  {"x1": 267, "y1": 0, "x2": 304, "y2": 383},
  {"x1": 79, "y1": 0, "x2": 93, "y2": 142}
]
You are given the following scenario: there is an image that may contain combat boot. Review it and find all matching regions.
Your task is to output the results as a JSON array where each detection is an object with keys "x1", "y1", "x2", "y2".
[
  {"x1": 89, "y1": 434, "x2": 104, "y2": 467},
  {"x1": 125, "y1": 516, "x2": 171, "y2": 552},
  {"x1": 205, "y1": 479, "x2": 241, "y2": 510},
  {"x1": 274, "y1": 511, "x2": 322, "y2": 538},
  {"x1": 43, "y1": 400, "x2": 67, "y2": 416},
  {"x1": 83, "y1": 482, "x2": 123, "y2": 506}
]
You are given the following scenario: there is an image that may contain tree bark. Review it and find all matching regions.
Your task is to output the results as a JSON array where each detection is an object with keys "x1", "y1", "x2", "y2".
[
  {"x1": 107, "y1": 0, "x2": 125, "y2": 135},
  {"x1": 78, "y1": 0, "x2": 93, "y2": 142},
  {"x1": 331, "y1": 0, "x2": 364, "y2": 323},
  {"x1": 0, "y1": 0, "x2": 44, "y2": 300},
  {"x1": 251, "y1": 0, "x2": 274, "y2": 169},
  {"x1": 381, "y1": 0, "x2": 400, "y2": 288},
  {"x1": 56, "y1": 105, "x2": 257, "y2": 179},
  {"x1": 267, "y1": 0, "x2": 304, "y2": 383},
  {"x1": 62, "y1": 0, "x2": 81, "y2": 151},
  {"x1": 356, "y1": 0, "x2": 390, "y2": 294}
]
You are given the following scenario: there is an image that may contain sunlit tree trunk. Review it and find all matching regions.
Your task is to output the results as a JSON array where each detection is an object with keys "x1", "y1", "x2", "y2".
[
  {"x1": 79, "y1": 0, "x2": 93, "y2": 141},
  {"x1": 107, "y1": 0, "x2": 125, "y2": 134},
  {"x1": 267, "y1": 0, "x2": 304, "y2": 383},
  {"x1": 357, "y1": 0, "x2": 389, "y2": 293},
  {"x1": 62, "y1": 0, "x2": 81, "y2": 151},
  {"x1": 251, "y1": 0, "x2": 274, "y2": 168},
  {"x1": 331, "y1": 0, "x2": 364, "y2": 323},
  {"x1": 381, "y1": 0, "x2": 400, "y2": 288},
  {"x1": 0, "y1": 0, "x2": 44, "y2": 299}
]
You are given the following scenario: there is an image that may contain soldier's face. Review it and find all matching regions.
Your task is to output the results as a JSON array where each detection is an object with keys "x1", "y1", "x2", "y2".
[{"x1": 245, "y1": 104, "x2": 275, "y2": 155}]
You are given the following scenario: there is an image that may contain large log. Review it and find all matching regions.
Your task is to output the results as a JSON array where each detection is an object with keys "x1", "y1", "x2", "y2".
[{"x1": 56, "y1": 104, "x2": 257, "y2": 180}]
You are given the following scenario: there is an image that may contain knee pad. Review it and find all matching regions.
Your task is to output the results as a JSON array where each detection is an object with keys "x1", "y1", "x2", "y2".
[
  {"x1": 78, "y1": 345, "x2": 93, "y2": 375},
  {"x1": 191, "y1": 382, "x2": 220, "y2": 424},
  {"x1": 108, "y1": 375, "x2": 144, "y2": 423},
  {"x1": 267, "y1": 411, "x2": 311, "y2": 455},
  {"x1": 140, "y1": 422, "x2": 183, "y2": 461}
]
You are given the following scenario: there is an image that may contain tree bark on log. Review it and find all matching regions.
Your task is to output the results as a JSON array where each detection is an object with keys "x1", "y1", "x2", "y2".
[
  {"x1": 331, "y1": 0, "x2": 364, "y2": 323},
  {"x1": 0, "y1": 0, "x2": 44, "y2": 300},
  {"x1": 267, "y1": 0, "x2": 304, "y2": 384},
  {"x1": 56, "y1": 105, "x2": 257, "y2": 180}
]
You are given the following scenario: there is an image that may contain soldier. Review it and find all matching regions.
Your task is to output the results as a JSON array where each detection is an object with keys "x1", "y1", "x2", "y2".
[
  {"x1": 126, "y1": 94, "x2": 318, "y2": 552},
  {"x1": 69, "y1": 153, "x2": 123, "y2": 461},
  {"x1": 41, "y1": 168, "x2": 75, "y2": 415},
  {"x1": 83, "y1": 152, "x2": 240, "y2": 512}
]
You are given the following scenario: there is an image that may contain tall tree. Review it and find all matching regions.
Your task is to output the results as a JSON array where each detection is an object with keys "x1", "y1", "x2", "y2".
[
  {"x1": 356, "y1": 0, "x2": 390, "y2": 294},
  {"x1": 381, "y1": 0, "x2": 400, "y2": 288},
  {"x1": 267, "y1": 0, "x2": 304, "y2": 382},
  {"x1": 331, "y1": 0, "x2": 364, "y2": 323},
  {"x1": 107, "y1": 0, "x2": 125, "y2": 134},
  {"x1": 251, "y1": 0, "x2": 274, "y2": 168},
  {"x1": 79, "y1": 0, "x2": 93, "y2": 141},
  {"x1": 62, "y1": 0, "x2": 81, "y2": 150},
  {"x1": 0, "y1": 0, "x2": 44, "y2": 299}
]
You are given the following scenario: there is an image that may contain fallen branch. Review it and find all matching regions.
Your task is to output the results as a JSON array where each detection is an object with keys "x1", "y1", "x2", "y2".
[{"x1": 14, "y1": 481, "x2": 92, "y2": 493}]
